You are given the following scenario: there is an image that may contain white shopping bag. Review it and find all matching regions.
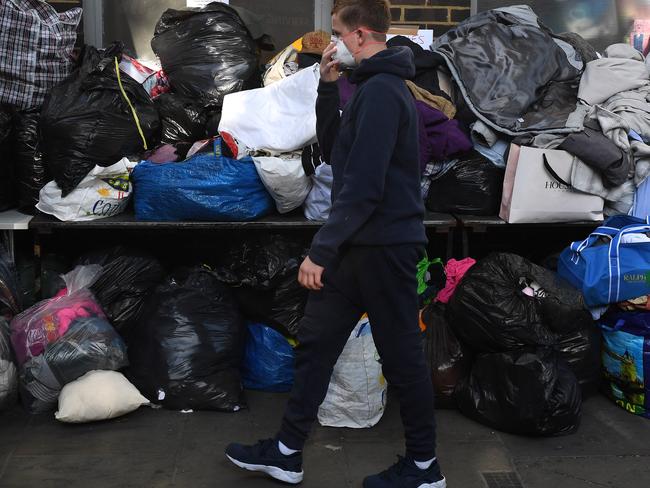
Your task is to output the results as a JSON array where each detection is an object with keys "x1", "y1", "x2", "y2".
[
  {"x1": 253, "y1": 156, "x2": 312, "y2": 214},
  {"x1": 500, "y1": 145, "x2": 604, "y2": 223},
  {"x1": 219, "y1": 64, "x2": 320, "y2": 156},
  {"x1": 317, "y1": 316, "x2": 387, "y2": 429},
  {"x1": 37, "y1": 158, "x2": 136, "y2": 221}
]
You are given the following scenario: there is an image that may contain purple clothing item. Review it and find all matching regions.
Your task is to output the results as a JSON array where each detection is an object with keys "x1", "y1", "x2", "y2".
[
  {"x1": 338, "y1": 77, "x2": 471, "y2": 171},
  {"x1": 415, "y1": 100, "x2": 472, "y2": 172},
  {"x1": 145, "y1": 144, "x2": 181, "y2": 163},
  {"x1": 337, "y1": 76, "x2": 355, "y2": 109}
]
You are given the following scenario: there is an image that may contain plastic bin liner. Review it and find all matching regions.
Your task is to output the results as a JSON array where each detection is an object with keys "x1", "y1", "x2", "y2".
[
  {"x1": 151, "y1": 3, "x2": 262, "y2": 103},
  {"x1": 242, "y1": 323, "x2": 294, "y2": 392},
  {"x1": 12, "y1": 109, "x2": 47, "y2": 214},
  {"x1": 10, "y1": 265, "x2": 105, "y2": 367},
  {"x1": 448, "y1": 253, "x2": 592, "y2": 352},
  {"x1": 132, "y1": 142, "x2": 273, "y2": 222},
  {"x1": 318, "y1": 316, "x2": 386, "y2": 428},
  {"x1": 0, "y1": 242, "x2": 22, "y2": 319},
  {"x1": 215, "y1": 235, "x2": 308, "y2": 336},
  {"x1": 422, "y1": 303, "x2": 470, "y2": 409},
  {"x1": 155, "y1": 93, "x2": 214, "y2": 144},
  {"x1": 0, "y1": 106, "x2": 15, "y2": 211},
  {"x1": 76, "y1": 247, "x2": 165, "y2": 334},
  {"x1": 0, "y1": 319, "x2": 17, "y2": 410},
  {"x1": 40, "y1": 43, "x2": 160, "y2": 196},
  {"x1": 456, "y1": 348, "x2": 582, "y2": 436},
  {"x1": 127, "y1": 267, "x2": 245, "y2": 411},
  {"x1": 426, "y1": 151, "x2": 504, "y2": 215},
  {"x1": 599, "y1": 311, "x2": 650, "y2": 418},
  {"x1": 19, "y1": 316, "x2": 128, "y2": 413}
]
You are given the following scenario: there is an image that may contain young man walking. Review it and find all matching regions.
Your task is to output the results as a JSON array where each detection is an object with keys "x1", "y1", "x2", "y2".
[{"x1": 226, "y1": 1, "x2": 445, "y2": 486}]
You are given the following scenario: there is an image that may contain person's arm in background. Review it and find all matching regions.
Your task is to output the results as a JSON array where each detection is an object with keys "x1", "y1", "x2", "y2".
[{"x1": 316, "y1": 43, "x2": 342, "y2": 163}]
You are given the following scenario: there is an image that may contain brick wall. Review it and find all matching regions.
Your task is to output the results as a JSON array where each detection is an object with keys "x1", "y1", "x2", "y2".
[{"x1": 390, "y1": 0, "x2": 471, "y2": 36}]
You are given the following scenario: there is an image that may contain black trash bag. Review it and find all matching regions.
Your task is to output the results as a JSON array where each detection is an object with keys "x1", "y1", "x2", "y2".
[
  {"x1": 19, "y1": 317, "x2": 128, "y2": 413},
  {"x1": 456, "y1": 348, "x2": 582, "y2": 436},
  {"x1": 1, "y1": 318, "x2": 18, "y2": 410},
  {"x1": 557, "y1": 325, "x2": 601, "y2": 396},
  {"x1": 127, "y1": 267, "x2": 245, "y2": 411},
  {"x1": 75, "y1": 247, "x2": 165, "y2": 334},
  {"x1": 426, "y1": 151, "x2": 504, "y2": 215},
  {"x1": 40, "y1": 42, "x2": 160, "y2": 196},
  {"x1": 0, "y1": 106, "x2": 16, "y2": 212},
  {"x1": 12, "y1": 109, "x2": 48, "y2": 214},
  {"x1": 235, "y1": 274, "x2": 307, "y2": 337},
  {"x1": 423, "y1": 303, "x2": 471, "y2": 409},
  {"x1": 215, "y1": 235, "x2": 307, "y2": 289},
  {"x1": 0, "y1": 242, "x2": 22, "y2": 319},
  {"x1": 155, "y1": 93, "x2": 211, "y2": 144},
  {"x1": 448, "y1": 253, "x2": 592, "y2": 353},
  {"x1": 151, "y1": 3, "x2": 265, "y2": 104},
  {"x1": 214, "y1": 235, "x2": 308, "y2": 336}
]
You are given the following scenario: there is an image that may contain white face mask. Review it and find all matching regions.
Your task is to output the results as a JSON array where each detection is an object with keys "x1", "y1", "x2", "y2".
[{"x1": 332, "y1": 34, "x2": 357, "y2": 69}]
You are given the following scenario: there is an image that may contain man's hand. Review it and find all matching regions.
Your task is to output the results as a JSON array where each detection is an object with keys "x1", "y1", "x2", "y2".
[
  {"x1": 299, "y1": 256, "x2": 325, "y2": 291},
  {"x1": 320, "y1": 42, "x2": 341, "y2": 83}
]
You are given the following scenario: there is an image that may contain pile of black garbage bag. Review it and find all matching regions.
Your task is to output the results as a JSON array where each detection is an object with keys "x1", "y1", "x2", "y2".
[
  {"x1": 127, "y1": 266, "x2": 246, "y2": 411},
  {"x1": 151, "y1": 2, "x2": 272, "y2": 148},
  {"x1": 214, "y1": 235, "x2": 309, "y2": 337},
  {"x1": 434, "y1": 253, "x2": 601, "y2": 436}
]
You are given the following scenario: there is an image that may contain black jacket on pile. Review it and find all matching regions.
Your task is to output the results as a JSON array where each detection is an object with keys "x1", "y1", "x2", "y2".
[{"x1": 309, "y1": 47, "x2": 427, "y2": 268}]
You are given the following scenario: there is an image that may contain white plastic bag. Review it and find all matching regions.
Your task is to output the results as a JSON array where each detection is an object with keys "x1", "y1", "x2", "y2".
[
  {"x1": 318, "y1": 316, "x2": 387, "y2": 428},
  {"x1": 37, "y1": 158, "x2": 136, "y2": 221},
  {"x1": 253, "y1": 156, "x2": 312, "y2": 214},
  {"x1": 219, "y1": 64, "x2": 320, "y2": 156},
  {"x1": 304, "y1": 163, "x2": 333, "y2": 221},
  {"x1": 56, "y1": 370, "x2": 149, "y2": 423}
]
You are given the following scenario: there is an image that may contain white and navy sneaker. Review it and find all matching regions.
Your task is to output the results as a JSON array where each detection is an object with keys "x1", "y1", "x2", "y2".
[
  {"x1": 225, "y1": 439, "x2": 304, "y2": 484},
  {"x1": 363, "y1": 456, "x2": 447, "y2": 488}
]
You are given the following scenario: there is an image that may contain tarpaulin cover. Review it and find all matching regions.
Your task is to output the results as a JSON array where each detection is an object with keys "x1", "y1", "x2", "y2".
[{"x1": 132, "y1": 144, "x2": 273, "y2": 222}]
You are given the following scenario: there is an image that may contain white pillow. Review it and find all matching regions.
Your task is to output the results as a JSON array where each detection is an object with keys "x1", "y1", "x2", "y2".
[{"x1": 55, "y1": 370, "x2": 149, "y2": 423}]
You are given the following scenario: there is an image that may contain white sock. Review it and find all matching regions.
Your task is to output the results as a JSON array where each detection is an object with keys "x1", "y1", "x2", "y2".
[
  {"x1": 414, "y1": 457, "x2": 436, "y2": 470},
  {"x1": 278, "y1": 440, "x2": 299, "y2": 456}
]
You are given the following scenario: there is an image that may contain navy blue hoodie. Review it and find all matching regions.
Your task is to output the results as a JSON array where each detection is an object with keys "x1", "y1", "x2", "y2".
[{"x1": 308, "y1": 46, "x2": 427, "y2": 268}]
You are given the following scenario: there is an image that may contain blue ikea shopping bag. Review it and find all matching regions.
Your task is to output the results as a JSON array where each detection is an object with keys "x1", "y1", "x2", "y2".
[
  {"x1": 132, "y1": 139, "x2": 274, "y2": 221},
  {"x1": 242, "y1": 323, "x2": 295, "y2": 393},
  {"x1": 558, "y1": 215, "x2": 650, "y2": 306}
]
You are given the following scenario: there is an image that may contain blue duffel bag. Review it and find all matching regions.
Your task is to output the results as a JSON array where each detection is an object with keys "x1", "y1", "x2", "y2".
[
  {"x1": 558, "y1": 215, "x2": 650, "y2": 306},
  {"x1": 132, "y1": 140, "x2": 274, "y2": 221}
]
